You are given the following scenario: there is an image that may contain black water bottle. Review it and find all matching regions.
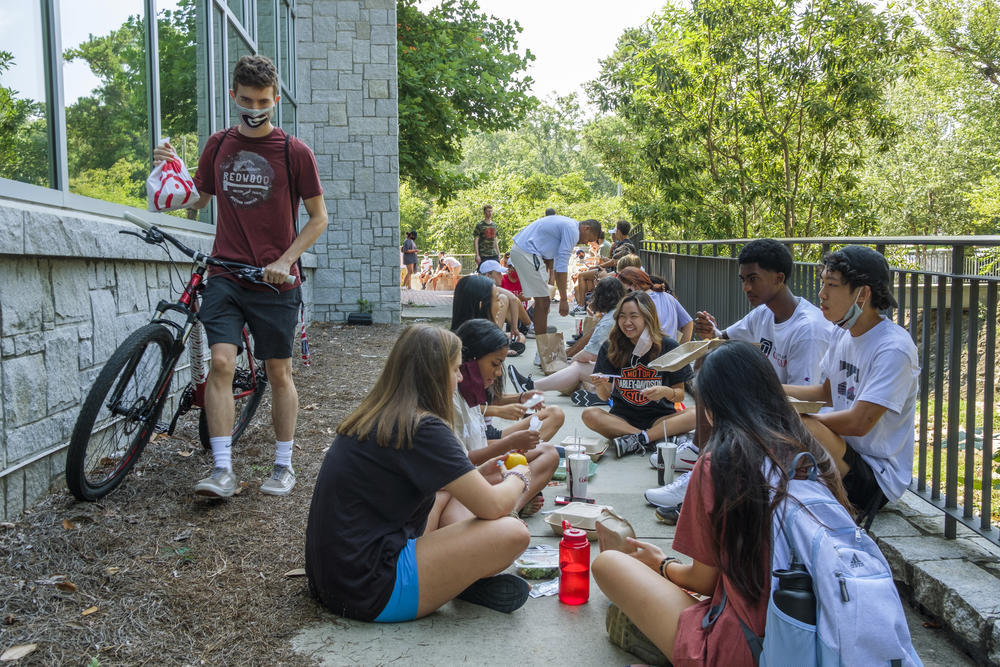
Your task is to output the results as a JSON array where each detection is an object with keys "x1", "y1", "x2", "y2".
[{"x1": 772, "y1": 558, "x2": 816, "y2": 625}]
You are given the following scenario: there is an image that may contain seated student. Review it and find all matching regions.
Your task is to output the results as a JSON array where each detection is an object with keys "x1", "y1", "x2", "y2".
[
  {"x1": 452, "y1": 276, "x2": 566, "y2": 435},
  {"x1": 428, "y1": 252, "x2": 463, "y2": 290},
  {"x1": 615, "y1": 253, "x2": 642, "y2": 274},
  {"x1": 582, "y1": 291, "x2": 696, "y2": 458},
  {"x1": 593, "y1": 341, "x2": 849, "y2": 666},
  {"x1": 784, "y1": 246, "x2": 919, "y2": 523},
  {"x1": 499, "y1": 251, "x2": 511, "y2": 268},
  {"x1": 417, "y1": 254, "x2": 434, "y2": 289},
  {"x1": 479, "y1": 260, "x2": 531, "y2": 352},
  {"x1": 305, "y1": 324, "x2": 532, "y2": 623},
  {"x1": 454, "y1": 273, "x2": 526, "y2": 355},
  {"x1": 507, "y1": 277, "x2": 626, "y2": 399},
  {"x1": 501, "y1": 264, "x2": 525, "y2": 303},
  {"x1": 618, "y1": 267, "x2": 694, "y2": 343},
  {"x1": 452, "y1": 319, "x2": 560, "y2": 517},
  {"x1": 694, "y1": 238, "x2": 831, "y2": 385}
]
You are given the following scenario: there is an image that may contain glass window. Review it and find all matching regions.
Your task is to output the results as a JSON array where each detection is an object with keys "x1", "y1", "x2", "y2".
[
  {"x1": 0, "y1": 0, "x2": 50, "y2": 187},
  {"x1": 279, "y1": 0, "x2": 293, "y2": 96},
  {"x1": 227, "y1": 29, "x2": 255, "y2": 127},
  {"x1": 280, "y1": 93, "x2": 295, "y2": 134},
  {"x1": 61, "y1": 1, "x2": 150, "y2": 207},
  {"x1": 159, "y1": 0, "x2": 199, "y2": 219},
  {"x1": 256, "y1": 0, "x2": 277, "y2": 65}
]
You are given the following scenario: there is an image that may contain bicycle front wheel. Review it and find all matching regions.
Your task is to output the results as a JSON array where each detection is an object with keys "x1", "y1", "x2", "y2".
[
  {"x1": 67, "y1": 324, "x2": 175, "y2": 501},
  {"x1": 198, "y1": 327, "x2": 268, "y2": 449}
]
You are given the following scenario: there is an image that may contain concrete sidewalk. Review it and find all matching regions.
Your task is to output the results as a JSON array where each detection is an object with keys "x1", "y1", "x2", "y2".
[{"x1": 291, "y1": 308, "x2": 979, "y2": 665}]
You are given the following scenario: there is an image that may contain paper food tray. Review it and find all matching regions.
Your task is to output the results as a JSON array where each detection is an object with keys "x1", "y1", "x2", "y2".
[
  {"x1": 544, "y1": 501, "x2": 611, "y2": 540},
  {"x1": 789, "y1": 398, "x2": 825, "y2": 414},
  {"x1": 561, "y1": 435, "x2": 609, "y2": 461},
  {"x1": 648, "y1": 339, "x2": 725, "y2": 371}
]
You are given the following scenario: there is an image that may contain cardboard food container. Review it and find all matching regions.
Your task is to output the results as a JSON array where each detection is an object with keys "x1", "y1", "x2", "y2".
[
  {"x1": 649, "y1": 339, "x2": 726, "y2": 371},
  {"x1": 561, "y1": 435, "x2": 609, "y2": 462},
  {"x1": 789, "y1": 398, "x2": 825, "y2": 414},
  {"x1": 544, "y1": 502, "x2": 611, "y2": 540}
]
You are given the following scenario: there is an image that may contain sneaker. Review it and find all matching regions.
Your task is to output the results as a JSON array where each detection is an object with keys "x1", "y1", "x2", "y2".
[
  {"x1": 507, "y1": 365, "x2": 534, "y2": 394},
  {"x1": 570, "y1": 305, "x2": 588, "y2": 316},
  {"x1": 674, "y1": 436, "x2": 699, "y2": 471},
  {"x1": 525, "y1": 324, "x2": 536, "y2": 339},
  {"x1": 194, "y1": 468, "x2": 237, "y2": 498},
  {"x1": 649, "y1": 450, "x2": 663, "y2": 470},
  {"x1": 571, "y1": 389, "x2": 608, "y2": 407},
  {"x1": 456, "y1": 573, "x2": 530, "y2": 613},
  {"x1": 645, "y1": 471, "x2": 692, "y2": 507},
  {"x1": 606, "y1": 603, "x2": 670, "y2": 666},
  {"x1": 613, "y1": 432, "x2": 649, "y2": 458},
  {"x1": 260, "y1": 464, "x2": 296, "y2": 496},
  {"x1": 533, "y1": 352, "x2": 541, "y2": 367},
  {"x1": 654, "y1": 504, "x2": 682, "y2": 526}
]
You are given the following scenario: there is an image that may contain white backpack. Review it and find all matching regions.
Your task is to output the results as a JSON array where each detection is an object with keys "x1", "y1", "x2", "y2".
[{"x1": 740, "y1": 452, "x2": 922, "y2": 667}]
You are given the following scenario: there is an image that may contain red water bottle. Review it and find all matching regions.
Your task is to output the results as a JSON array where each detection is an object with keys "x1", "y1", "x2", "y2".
[{"x1": 559, "y1": 520, "x2": 590, "y2": 605}]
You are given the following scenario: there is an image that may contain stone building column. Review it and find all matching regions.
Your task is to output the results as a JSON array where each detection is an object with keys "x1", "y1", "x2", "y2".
[{"x1": 296, "y1": 0, "x2": 400, "y2": 324}]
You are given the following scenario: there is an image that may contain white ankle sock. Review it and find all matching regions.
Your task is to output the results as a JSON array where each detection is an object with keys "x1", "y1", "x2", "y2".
[
  {"x1": 210, "y1": 436, "x2": 232, "y2": 471},
  {"x1": 275, "y1": 440, "x2": 293, "y2": 467},
  {"x1": 640, "y1": 430, "x2": 651, "y2": 444}
]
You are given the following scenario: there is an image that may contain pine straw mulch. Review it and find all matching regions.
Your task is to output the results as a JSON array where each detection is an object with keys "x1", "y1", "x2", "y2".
[{"x1": 0, "y1": 322, "x2": 403, "y2": 666}]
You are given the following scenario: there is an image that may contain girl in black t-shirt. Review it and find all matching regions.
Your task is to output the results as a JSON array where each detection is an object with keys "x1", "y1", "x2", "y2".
[
  {"x1": 582, "y1": 292, "x2": 697, "y2": 457},
  {"x1": 305, "y1": 324, "x2": 533, "y2": 623}
]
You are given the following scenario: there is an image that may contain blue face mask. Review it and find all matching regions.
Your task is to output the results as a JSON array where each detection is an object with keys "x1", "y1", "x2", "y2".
[{"x1": 833, "y1": 290, "x2": 864, "y2": 330}]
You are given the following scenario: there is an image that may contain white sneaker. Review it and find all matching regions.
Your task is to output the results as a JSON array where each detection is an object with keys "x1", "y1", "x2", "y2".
[
  {"x1": 194, "y1": 467, "x2": 237, "y2": 498},
  {"x1": 260, "y1": 464, "x2": 296, "y2": 496},
  {"x1": 674, "y1": 437, "x2": 699, "y2": 471},
  {"x1": 644, "y1": 471, "x2": 692, "y2": 508},
  {"x1": 533, "y1": 352, "x2": 541, "y2": 367}
]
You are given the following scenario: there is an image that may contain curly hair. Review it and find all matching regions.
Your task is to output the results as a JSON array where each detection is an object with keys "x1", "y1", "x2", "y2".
[
  {"x1": 590, "y1": 276, "x2": 626, "y2": 313},
  {"x1": 232, "y1": 55, "x2": 280, "y2": 95},
  {"x1": 822, "y1": 251, "x2": 895, "y2": 311},
  {"x1": 738, "y1": 239, "x2": 793, "y2": 280}
]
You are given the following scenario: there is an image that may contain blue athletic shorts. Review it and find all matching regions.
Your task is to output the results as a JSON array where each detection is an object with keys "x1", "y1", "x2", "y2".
[{"x1": 374, "y1": 538, "x2": 420, "y2": 623}]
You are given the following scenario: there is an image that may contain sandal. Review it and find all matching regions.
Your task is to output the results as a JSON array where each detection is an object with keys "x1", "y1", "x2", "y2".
[{"x1": 519, "y1": 492, "x2": 544, "y2": 518}]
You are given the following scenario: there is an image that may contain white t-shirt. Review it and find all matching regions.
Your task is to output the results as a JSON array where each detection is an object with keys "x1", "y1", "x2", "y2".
[
  {"x1": 648, "y1": 291, "x2": 692, "y2": 341},
  {"x1": 451, "y1": 391, "x2": 488, "y2": 452},
  {"x1": 725, "y1": 297, "x2": 832, "y2": 385},
  {"x1": 820, "y1": 317, "x2": 919, "y2": 501},
  {"x1": 442, "y1": 256, "x2": 462, "y2": 271}
]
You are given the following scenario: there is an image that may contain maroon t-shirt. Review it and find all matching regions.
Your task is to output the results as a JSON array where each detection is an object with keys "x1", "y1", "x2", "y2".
[{"x1": 194, "y1": 126, "x2": 322, "y2": 291}]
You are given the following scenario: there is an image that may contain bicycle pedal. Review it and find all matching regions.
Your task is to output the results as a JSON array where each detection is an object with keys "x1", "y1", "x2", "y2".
[{"x1": 154, "y1": 421, "x2": 170, "y2": 434}]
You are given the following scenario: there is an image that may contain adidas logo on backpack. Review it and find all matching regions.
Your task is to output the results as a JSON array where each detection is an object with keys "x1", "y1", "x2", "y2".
[{"x1": 742, "y1": 452, "x2": 922, "y2": 666}]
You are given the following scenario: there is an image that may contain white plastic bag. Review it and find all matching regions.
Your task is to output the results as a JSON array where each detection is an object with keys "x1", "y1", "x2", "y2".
[{"x1": 146, "y1": 139, "x2": 199, "y2": 212}]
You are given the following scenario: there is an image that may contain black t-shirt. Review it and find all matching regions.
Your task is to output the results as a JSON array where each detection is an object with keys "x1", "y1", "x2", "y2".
[
  {"x1": 593, "y1": 337, "x2": 694, "y2": 428},
  {"x1": 305, "y1": 416, "x2": 475, "y2": 621}
]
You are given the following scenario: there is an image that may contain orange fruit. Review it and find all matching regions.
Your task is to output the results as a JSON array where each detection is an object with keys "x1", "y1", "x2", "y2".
[{"x1": 504, "y1": 453, "x2": 528, "y2": 469}]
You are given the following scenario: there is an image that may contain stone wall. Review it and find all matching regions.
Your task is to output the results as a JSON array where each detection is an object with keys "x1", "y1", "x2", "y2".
[{"x1": 295, "y1": 0, "x2": 401, "y2": 324}]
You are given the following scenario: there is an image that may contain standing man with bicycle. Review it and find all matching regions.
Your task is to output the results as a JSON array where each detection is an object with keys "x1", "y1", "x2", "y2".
[{"x1": 155, "y1": 55, "x2": 326, "y2": 498}]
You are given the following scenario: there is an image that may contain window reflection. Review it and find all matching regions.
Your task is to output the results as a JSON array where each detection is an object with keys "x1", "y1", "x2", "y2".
[
  {"x1": 0, "y1": 0, "x2": 50, "y2": 187},
  {"x1": 61, "y1": 0, "x2": 149, "y2": 207},
  {"x1": 159, "y1": 0, "x2": 198, "y2": 219}
]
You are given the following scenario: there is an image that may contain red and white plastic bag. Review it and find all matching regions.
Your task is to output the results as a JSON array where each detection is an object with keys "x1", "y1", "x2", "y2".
[{"x1": 146, "y1": 139, "x2": 199, "y2": 212}]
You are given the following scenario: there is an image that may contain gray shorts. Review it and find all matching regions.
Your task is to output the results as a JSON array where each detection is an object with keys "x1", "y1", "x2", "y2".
[{"x1": 200, "y1": 276, "x2": 301, "y2": 360}]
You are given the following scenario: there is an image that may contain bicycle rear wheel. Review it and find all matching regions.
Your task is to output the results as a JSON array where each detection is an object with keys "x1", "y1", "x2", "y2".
[
  {"x1": 198, "y1": 327, "x2": 268, "y2": 449},
  {"x1": 67, "y1": 324, "x2": 175, "y2": 501}
]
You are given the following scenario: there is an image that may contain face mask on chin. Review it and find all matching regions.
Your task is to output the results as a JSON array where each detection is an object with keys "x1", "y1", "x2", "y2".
[
  {"x1": 833, "y1": 290, "x2": 864, "y2": 330},
  {"x1": 234, "y1": 101, "x2": 273, "y2": 129}
]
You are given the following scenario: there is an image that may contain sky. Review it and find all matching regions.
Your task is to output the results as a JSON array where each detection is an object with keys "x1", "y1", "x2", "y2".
[
  {"x1": 1, "y1": 1, "x2": 667, "y2": 106},
  {"x1": 420, "y1": 0, "x2": 670, "y2": 102}
]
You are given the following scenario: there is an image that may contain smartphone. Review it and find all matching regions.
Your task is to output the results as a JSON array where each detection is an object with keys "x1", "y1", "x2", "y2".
[
  {"x1": 522, "y1": 393, "x2": 544, "y2": 409},
  {"x1": 554, "y1": 496, "x2": 595, "y2": 505}
]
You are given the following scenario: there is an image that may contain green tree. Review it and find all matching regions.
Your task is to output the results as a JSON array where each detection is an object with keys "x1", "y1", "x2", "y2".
[
  {"x1": 397, "y1": 0, "x2": 535, "y2": 198},
  {"x1": 588, "y1": 0, "x2": 921, "y2": 240},
  {"x1": 0, "y1": 51, "x2": 49, "y2": 186}
]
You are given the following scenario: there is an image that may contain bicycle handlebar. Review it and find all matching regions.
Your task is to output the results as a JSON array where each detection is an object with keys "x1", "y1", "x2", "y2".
[{"x1": 123, "y1": 212, "x2": 297, "y2": 286}]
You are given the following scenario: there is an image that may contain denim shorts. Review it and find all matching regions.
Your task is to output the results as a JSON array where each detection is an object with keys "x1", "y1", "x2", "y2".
[{"x1": 374, "y1": 538, "x2": 420, "y2": 623}]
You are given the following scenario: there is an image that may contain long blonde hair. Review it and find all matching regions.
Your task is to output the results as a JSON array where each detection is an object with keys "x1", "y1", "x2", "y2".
[
  {"x1": 337, "y1": 324, "x2": 461, "y2": 449},
  {"x1": 607, "y1": 291, "x2": 663, "y2": 368}
]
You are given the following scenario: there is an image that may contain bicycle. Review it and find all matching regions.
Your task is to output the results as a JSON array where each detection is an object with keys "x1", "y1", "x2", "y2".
[{"x1": 66, "y1": 212, "x2": 294, "y2": 501}]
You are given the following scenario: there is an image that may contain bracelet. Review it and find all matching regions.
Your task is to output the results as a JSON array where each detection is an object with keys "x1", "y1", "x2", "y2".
[
  {"x1": 518, "y1": 391, "x2": 526, "y2": 403},
  {"x1": 502, "y1": 470, "x2": 530, "y2": 492},
  {"x1": 659, "y1": 556, "x2": 677, "y2": 579}
]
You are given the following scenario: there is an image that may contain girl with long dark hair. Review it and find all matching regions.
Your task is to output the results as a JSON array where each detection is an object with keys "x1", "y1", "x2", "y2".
[
  {"x1": 306, "y1": 325, "x2": 532, "y2": 623},
  {"x1": 582, "y1": 291, "x2": 696, "y2": 457},
  {"x1": 592, "y1": 341, "x2": 849, "y2": 665}
]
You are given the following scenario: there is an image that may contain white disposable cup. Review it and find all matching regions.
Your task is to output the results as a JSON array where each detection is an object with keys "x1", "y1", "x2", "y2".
[
  {"x1": 567, "y1": 453, "x2": 590, "y2": 499},
  {"x1": 658, "y1": 443, "x2": 678, "y2": 484},
  {"x1": 563, "y1": 444, "x2": 585, "y2": 495}
]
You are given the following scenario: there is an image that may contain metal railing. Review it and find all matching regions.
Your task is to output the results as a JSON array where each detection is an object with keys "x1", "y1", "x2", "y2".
[{"x1": 640, "y1": 236, "x2": 1000, "y2": 545}]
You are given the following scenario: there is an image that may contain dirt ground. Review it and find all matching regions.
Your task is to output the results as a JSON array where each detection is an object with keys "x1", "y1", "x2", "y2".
[{"x1": 0, "y1": 322, "x2": 402, "y2": 666}]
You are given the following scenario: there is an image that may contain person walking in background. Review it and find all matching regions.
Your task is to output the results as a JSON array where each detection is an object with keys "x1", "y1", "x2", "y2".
[
  {"x1": 508, "y1": 215, "x2": 602, "y2": 337},
  {"x1": 474, "y1": 204, "x2": 500, "y2": 267},
  {"x1": 401, "y1": 230, "x2": 418, "y2": 289}
]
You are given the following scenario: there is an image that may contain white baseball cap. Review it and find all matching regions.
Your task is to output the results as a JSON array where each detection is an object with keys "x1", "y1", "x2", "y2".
[{"x1": 478, "y1": 259, "x2": 505, "y2": 275}]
